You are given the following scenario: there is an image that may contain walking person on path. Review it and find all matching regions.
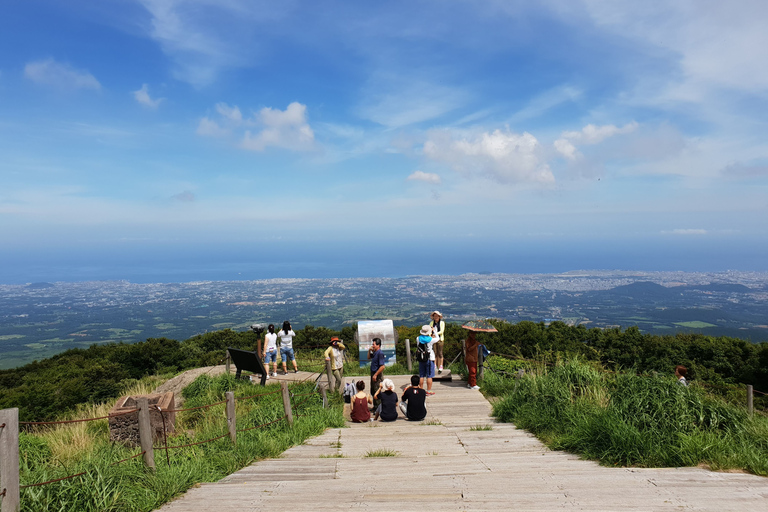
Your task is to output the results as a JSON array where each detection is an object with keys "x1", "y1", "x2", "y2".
[
  {"x1": 418, "y1": 325, "x2": 436, "y2": 395},
  {"x1": 373, "y1": 378, "x2": 399, "y2": 421},
  {"x1": 324, "y1": 336, "x2": 346, "y2": 392},
  {"x1": 263, "y1": 324, "x2": 279, "y2": 377},
  {"x1": 465, "y1": 330, "x2": 480, "y2": 390},
  {"x1": 350, "y1": 380, "x2": 372, "y2": 423},
  {"x1": 279, "y1": 320, "x2": 299, "y2": 374},
  {"x1": 430, "y1": 311, "x2": 446, "y2": 373},
  {"x1": 400, "y1": 374, "x2": 427, "y2": 421},
  {"x1": 368, "y1": 337, "x2": 385, "y2": 410}
]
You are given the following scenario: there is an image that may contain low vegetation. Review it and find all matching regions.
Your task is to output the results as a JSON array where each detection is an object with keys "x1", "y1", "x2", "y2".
[{"x1": 486, "y1": 359, "x2": 768, "y2": 475}]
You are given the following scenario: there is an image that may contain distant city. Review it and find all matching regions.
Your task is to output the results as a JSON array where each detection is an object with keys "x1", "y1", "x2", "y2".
[{"x1": 1, "y1": 270, "x2": 767, "y2": 369}]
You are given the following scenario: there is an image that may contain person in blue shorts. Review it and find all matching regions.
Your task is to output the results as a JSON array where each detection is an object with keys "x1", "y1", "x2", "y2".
[
  {"x1": 418, "y1": 325, "x2": 436, "y2": 395},
  {"x1": 279, "y1": 320, "x2": 298, "y2": 374},
  {"x1": 262, "y1": 324, "x2": 278, "y2": 377}
]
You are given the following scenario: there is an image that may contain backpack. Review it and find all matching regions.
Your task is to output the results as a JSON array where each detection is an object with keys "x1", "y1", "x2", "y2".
[
  {"x1": 416, "y1": 342, "x2": 429, "y2": 363},
  {"x1": 342, "y1": 382, "x2": 356, "y2": 403}
]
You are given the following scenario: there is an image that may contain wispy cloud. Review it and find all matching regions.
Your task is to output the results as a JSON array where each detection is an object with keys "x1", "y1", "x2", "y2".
[
  {"x1": 24, "y1": 59, "x2": 100, "y2": 90},
  {"x1": 424, "y1": 128, "x2": 554, "y2": 184},
  {"x1": 662, "y1": 229, "x2": 708, "y2": 236},
  {"x1": 241, "y1": 102, "x2": 315, "y2": 152},
  {"x1": 132, "y1": 84, "x2": 164, "y2": 108},
  {"x1": 554, "y1": 122, "x2": 638, "y2": 160},
  {"x1": 720, "y1": 163, "x2": 768, "y2": 179},
  {"x1": 407, "y1": 170, "x2": 441, "y2": 185}
]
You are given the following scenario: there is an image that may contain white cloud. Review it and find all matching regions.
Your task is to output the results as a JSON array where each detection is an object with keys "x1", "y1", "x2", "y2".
[
  {"x1": 132, "y1": 84, "x2": 164, "y2": 108},
  {"x1": 171, "y1": 190, "x2": 195, "y2": 202},
  {"x1": 196, "y1": 117, "x2": 229, "y2": 137},
  {"x1": 424, "y1": 128, "x2": 554, "y2": 184},
  {"x1": 554, "y1": 122, "x2": 638, "y2": 160},
  {"x1": 24, "y1": 59, "x2": 100, "y2": 90},
  {"x1": 241, "y1": 102, "x2": 315, "y2": 151},
  {"x1": 662, "y1": 229, "x2": 708, "y2": 235},
  {"x1": 721, "y1": 163, "x2": 768, "y2": 179},
  {"x1": 215, "y1": 103, "x2": 242, "y2": 123},
  {"x1": 407, "y1": 171, "x2": 441, "y2": 185}
]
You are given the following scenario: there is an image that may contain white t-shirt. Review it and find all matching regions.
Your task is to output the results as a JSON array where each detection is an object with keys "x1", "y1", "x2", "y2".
[
  {"x1": 279, "y1": 329, "x2": 295, "y2": 350},
  {"x1": 264, "y1": 332, "x2": 278, "y2": 352}
]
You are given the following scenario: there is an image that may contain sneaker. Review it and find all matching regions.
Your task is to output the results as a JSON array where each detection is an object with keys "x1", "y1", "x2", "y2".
[
  {"x1": 265, "y1": 374, "x2": 270, "y2": 380},
  {"x1": 271, "y1": 372, "x2": 277, "y2": 377},
  {"x1": 294, "y1": 369, "x2": 299, "y2": 373},
  {"x1": 471, "y1": 385, "x2": 481, "y2": 390},
  {"x1": 426, "y1": 391, "x2": 435, "y2": 395}
]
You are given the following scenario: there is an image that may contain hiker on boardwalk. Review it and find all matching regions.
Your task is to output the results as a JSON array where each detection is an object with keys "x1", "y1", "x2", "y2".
[
  {"x1": 417, "y1": 325, "x2": 436, "y2": 395},
  {"x1": 279, "y1": 320, "x2": 299, "y2": 374},
  {"x1": 465, "y1": 330, "x2": 480, "y2": 390},
  {"x1": 675, "y1": 365, "x2": 689, "y2": 386},
  {"x1": 400, "y1": 374, "x2": 427, "y2": 421},
  {"x1": 373, "y1": 378, "x2": 399, "y2": 421},
  {"x1": 350, "y1": 380, "x2": 372, "y2": 422},
  {"x1": 368, "y1": 337, "x2": 386, "y2": 410},
  {"x1": 324, "y1": 336, "x2": 346, "y2": 392},
  {"x1": 263, "y1": 324, "x2": 279, "y2": 377},
  {"x1": 430, "y1": 311, "x2": 446, "y2": 373}
]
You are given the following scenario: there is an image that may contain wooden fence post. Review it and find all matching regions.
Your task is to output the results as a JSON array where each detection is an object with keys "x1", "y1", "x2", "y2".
[
  {"x1": 320, "y1": 386, "x2": 328, "y2": 409},
  {"x1": 136, "y1": 398, "x2": 155, "y2": 470},
  {"x1": 747, "y1": 385, "x2": 754, "y2": 415},
  {"x1": 325, "y1": 359, "x2": 335, "y2": 393},
  {"x1": 0, "y1": 408, "x2": 20, "y2": 512},
  {"x1": 281, "y1": 382, "x2": 294, "y2": 427},
  {"x1": 225, "y1": 391, "x2": 236, "y2": 444},
  {"x1": 478, "y1": 346, "x2": 485, "y2": 380},
  {"x1": 405, "y1": 339, "x2": 412, "y2": 373},
  {"x1": 225, "y1": 350, "x2": 231, "y2": 374}
]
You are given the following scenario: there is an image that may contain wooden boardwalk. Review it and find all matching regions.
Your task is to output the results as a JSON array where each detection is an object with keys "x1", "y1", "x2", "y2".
[{"x1": 157, "y1": 375, "x2": 768, "y2": 511}]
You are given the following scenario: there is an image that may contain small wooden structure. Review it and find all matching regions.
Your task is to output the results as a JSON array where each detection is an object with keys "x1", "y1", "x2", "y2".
[
  {"x1": 227, "y1": 347, "x2": 268, "y2": 385},
  {"x1": 108, "y1": 392, "x2": 176, "y2": 447}
]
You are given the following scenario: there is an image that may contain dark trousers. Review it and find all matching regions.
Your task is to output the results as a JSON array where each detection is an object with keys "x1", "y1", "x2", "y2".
[{"x1": 370, "y1": 372, "x2": 383, "y2": 409}]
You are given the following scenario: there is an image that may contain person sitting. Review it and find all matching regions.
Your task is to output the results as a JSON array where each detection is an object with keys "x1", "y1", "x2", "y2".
[
  {"x1": 373, "y1": 378, "x2": 399, "y2": 422},
  {"x1": 675, "y1": 365, "x2": 689, "y2": 387},
  {"x1": 350, "y1": 380, "x2": 372, "y2": 422},
  {"x1": 400, "y1": 374, "x2": 427, "y2": 421}
]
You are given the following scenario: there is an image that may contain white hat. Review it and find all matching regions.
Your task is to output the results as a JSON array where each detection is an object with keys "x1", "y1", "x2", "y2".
[
  {"x1": 431, "y1": 310, "x2": 442, "y2": 317},
  {"x1": 420, "y1": 325, "x2": 432, "y2": 336}
]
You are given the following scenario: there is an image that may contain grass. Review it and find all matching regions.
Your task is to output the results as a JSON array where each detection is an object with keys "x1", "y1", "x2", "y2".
[
  {"x1": 18, "y1": 373, "x2": 345, "y2": 511},
  {"x1": 422, "y1": 419, "x2": 442, "y2": 425},
  {"x1": 469, "y1": 424, "x2": 493, "y2": 431},
  {"x1": 487, "y1": 359, "x2": 768, "y2": 475},
  {"x1": 364, "y1": 449, "x2": 398, "y2": 457}
]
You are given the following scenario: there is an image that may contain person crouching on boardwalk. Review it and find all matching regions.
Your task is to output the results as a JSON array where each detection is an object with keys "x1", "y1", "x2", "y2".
[
  {"x1": 324, "y1": 336, "x2": 346, "y2": 392},
  {"x1": 465, "y1": 331, "x2": 480, "y2": 390},
  {"x1": 350, "y1": 380, "x2": 372, "y2": 422}
]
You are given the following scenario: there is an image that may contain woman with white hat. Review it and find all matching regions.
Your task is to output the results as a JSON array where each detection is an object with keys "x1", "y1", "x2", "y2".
[{"x1": 430, "y1": 311, "x2": 446, "y2": 373}]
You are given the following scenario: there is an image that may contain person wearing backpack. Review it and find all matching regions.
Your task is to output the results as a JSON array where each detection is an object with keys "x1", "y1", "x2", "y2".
[{"x1": 417, "y1": 325, "x2": 436, "y2": 395}]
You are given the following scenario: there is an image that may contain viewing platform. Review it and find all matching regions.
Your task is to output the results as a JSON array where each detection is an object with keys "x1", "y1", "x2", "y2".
[{"x1": 156, "y1": 374, "x2": 768, "y2": 511}]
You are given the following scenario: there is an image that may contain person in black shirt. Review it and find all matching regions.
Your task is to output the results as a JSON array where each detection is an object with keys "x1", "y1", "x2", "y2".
[
  {"x1": 400, "y1": 374, "x2": 427, "y2": 421},
  {"x1": 373, "y1": 378, "x2": 399, "y2": 421}
]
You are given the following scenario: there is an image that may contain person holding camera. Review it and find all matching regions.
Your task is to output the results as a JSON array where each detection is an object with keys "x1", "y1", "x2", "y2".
[
  {"x1": 279, "y1": 320, "x2": 299, "y2": 374},
  {"x1": 263, "y1": 324, "x2": 279, "y2": 377},
  {"x1": 324, "y1": 336, "x2": 346, "y2": 392}
]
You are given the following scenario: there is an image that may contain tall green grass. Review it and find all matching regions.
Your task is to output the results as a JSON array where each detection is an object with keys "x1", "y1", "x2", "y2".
[
  {"x1": 19, "y1": 374, "x2": 344, "y2": 511},
  {"x1": 489, "y1": 359, "x2": 768, "y2": 475}
]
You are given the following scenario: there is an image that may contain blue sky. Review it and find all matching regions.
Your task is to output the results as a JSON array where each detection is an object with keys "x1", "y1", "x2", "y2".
[{"x1": 1, "y1": 1, "x2": 767, "y2": 282}]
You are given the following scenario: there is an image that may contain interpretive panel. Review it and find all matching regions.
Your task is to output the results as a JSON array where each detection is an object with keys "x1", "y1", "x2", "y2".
[{"x1": 357, "y1": 319, "x2": 396, "y2": 368}]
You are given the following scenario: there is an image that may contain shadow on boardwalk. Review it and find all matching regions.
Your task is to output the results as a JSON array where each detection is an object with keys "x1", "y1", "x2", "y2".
[{"x1": 157, "y1": 375, "x2": 768, "y2": 511}]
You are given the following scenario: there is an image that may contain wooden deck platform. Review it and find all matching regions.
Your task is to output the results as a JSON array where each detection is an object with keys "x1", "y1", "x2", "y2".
[{"x1": 157, "y1": 375, "x2": 768, "y2": 511}]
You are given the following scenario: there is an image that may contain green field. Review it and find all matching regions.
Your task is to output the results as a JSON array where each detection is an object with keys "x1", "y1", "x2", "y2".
[{"x1": 674, "y1": 321, "x2": 717, "y2": 328}]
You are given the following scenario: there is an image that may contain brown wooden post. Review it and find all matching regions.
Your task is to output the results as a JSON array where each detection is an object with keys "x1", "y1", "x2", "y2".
[
  {"x1": 325, "y1": 359, "x2": 335, "y2": 393},
  {"x1": 0, "y1": 408, "x2": 20, "y2": 512},
  {"x1": 478, "y1": 346, "x2": 485, "y2": 380},
  {"x1": 405, "y1": 338, "x2": 412, "y2": 373},
  {"x1": 320, "y1": 386, "x2": 328, "y2": 409},
  {"x1": 136, "y1": 397, "x2": 156, "y2": 470},
  {"x1": 225, "y1": 349, "x2": 231, "y2": 374},
  {"x1": 225, "y1": 391, "x2": 236, "y2": 444},
  {"x1": 280, "y1": 381, "x2": 294, "y2": 427},
  {"x1": 747, "y1": 385, "x2": 754, "y2": 415}
]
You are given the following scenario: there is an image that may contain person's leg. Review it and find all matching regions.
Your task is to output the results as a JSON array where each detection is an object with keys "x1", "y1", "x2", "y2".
[
  {"x1": 468, "y1": 363, "x2": 477, "y2": 387},
  {"x1": 374, "y1": 403, "x2": 381, "y2": 420},
  {"x1": 399, "y1": 401, "x2": 408, "y2": 417},
  {"x1": 292, "y1": 351, "x2": 298, "y2": 372},
  {"x1": 333, "y1": 369, "x2": 343, "y2": 391},
  {"x1": 436, "y1": 341, "x2": 444, "y2": 372},
  {"x1": 281, "y1": 349, "x2": 288, "y2": 374}
]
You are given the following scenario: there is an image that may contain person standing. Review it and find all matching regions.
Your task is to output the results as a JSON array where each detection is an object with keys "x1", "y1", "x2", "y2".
[
  {"x1": 324, "y1": 336, "x2": 346, "y2": 392},
  {"x1": 430, "y1": 311, "x2": 446, "y2": 373},
  {"x1": 263, "y1": 324, "x2": 279, "y2": 377},
  {"x1": 418, "y1": 325, "x2": 436, "y2": 395},
  {"x1": 279, "y1": 320, "x2": 298, "y2": 374},
  {"x1": 465, "y1": 330, "x2": 480, "y2": 390},
  {"x1": 368, "y1": 338, "x2": 385, "y2": 410},
  {"x1": 400, "y1": 374, "x2": 427, "y2": 421}
]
